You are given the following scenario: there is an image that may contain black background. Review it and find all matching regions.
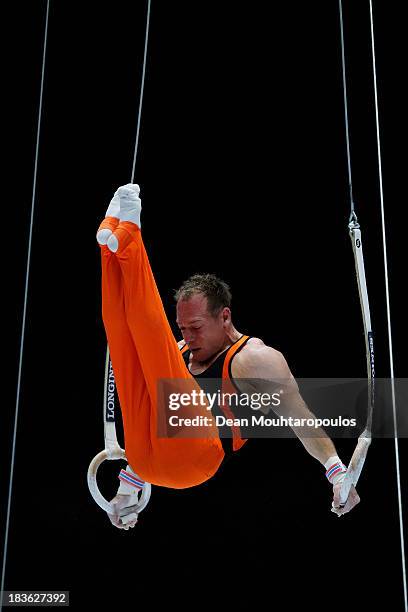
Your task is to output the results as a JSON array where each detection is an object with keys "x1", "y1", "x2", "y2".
[{"x1": 2, "y1": 1, "x2": 407, "y2": 610}]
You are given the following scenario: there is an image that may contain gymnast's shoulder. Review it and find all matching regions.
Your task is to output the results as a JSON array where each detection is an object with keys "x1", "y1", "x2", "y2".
[{"x1": 232, "y1": 337, "x2": 292, "y2": 379}]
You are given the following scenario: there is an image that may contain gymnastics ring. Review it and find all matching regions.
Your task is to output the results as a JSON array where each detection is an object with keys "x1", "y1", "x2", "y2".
[{"x1": 87, "y1": 447, "x2": 152, "y2": 516}]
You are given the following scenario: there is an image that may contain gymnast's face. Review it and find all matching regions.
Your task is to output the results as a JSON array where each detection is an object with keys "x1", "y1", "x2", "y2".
[{"x1": 176, "y1": 293, "x2": 230, "y2": 363}]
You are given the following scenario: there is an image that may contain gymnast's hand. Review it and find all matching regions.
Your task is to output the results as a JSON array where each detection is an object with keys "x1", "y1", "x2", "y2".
[
  {"x1": 107, "y1": 494, "x2": 139, "y2": 530},
  {"x1": 331, "y1": 483, "x2": 360, "y2": 516}
]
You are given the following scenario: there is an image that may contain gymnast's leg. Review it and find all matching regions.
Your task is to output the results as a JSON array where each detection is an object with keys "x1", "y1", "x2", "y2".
[
  {"x1": 100, "y1": 243, "x2": 153, "y2": 470},
  {"x1": 99, "y1": 185, "x2": 224, "y2": 490}
]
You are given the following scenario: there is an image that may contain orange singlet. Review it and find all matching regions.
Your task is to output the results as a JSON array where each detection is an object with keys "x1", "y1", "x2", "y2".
[{"x1": 100, "y1": 221, "x2": 225, "y2": 489}]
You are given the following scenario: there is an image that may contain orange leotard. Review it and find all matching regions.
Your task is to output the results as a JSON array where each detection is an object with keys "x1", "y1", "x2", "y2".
[{"x1": 100, "y1": 221, "x2": 224, "y2": 488}]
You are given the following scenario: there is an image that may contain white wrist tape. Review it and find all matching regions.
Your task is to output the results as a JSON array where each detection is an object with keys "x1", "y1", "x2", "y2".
[
  {"x1": 118, "y1": 465, "x2": 145, "y2": 494},
  {"x1": 324, "y1": 455, "x2": 347, "y2": 485}
]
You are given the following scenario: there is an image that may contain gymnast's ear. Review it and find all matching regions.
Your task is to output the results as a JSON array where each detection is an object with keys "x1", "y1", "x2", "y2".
[{"x1": 222, "y1": 307, "x2": 231, "y2": 323}]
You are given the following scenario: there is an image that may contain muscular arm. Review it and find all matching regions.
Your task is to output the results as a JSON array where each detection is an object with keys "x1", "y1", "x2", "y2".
[{"x1": 232, "y1": 344, "x2": 338, "y2": 466}]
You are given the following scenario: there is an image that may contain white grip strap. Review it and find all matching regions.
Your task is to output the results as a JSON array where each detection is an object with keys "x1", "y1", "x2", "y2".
[
  {"x1": 87, "y1": 348, "x2": 152, "y2": 518},
  {"x1": 338, "y1": 225, "x2": 374, "y2": 506},
  {"x1": 339, "y1": 435, "x2": 371, "y2": 505}
]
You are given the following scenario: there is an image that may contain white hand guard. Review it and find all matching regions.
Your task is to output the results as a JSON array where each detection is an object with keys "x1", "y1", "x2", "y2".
[{"x1": 115, "y1": 465, "x2": 146, "y2": 525}]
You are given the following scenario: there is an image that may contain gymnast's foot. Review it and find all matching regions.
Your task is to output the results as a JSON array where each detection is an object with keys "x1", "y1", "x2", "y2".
[
  {"x1": 96, "y1": 190, "x2": 120, "y2": 245},
  {"x1": 107, "y1": 184, "x2": 142, "y2": 253}
]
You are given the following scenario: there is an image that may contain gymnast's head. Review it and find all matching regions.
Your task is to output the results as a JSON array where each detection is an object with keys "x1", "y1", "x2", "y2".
[{"x1": 175, "y1": 273, "x2": 234, "y2": 363}]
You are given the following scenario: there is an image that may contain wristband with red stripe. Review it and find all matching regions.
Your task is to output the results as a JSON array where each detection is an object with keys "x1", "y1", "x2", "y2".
[
  {"x1": 118, "y1": 466, "x2": 145, "y2": 493},
  {"x1": 324, "y1": 455, "x2": 347, "y2": 485},
  {"x1": 326, "y1": 461, "x2": 347, "y2": 484}
]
